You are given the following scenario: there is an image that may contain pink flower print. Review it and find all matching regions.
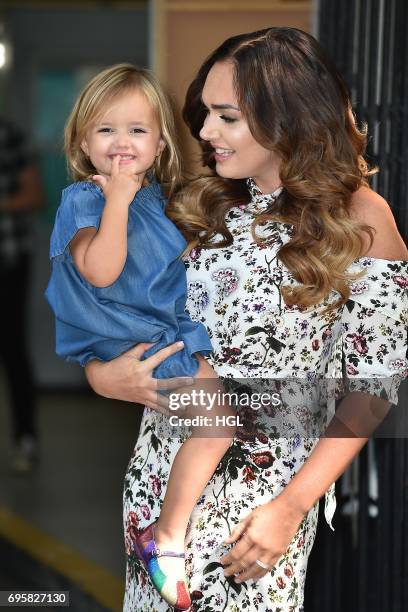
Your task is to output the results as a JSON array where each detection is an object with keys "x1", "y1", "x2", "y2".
[
  {"x1": 125, "y1": 534, "x2": 134, "y2": 555},
  {"x1": 126, "y1": 511, "x2": 139, "y2": 541},
  {"x1": 347, "y1": 333, "x2": 368, "y2": 355},
  {"x1": 140, "y1": 504, "x2": 151, "y2": 520},
  {"x1": 312, "y1": 339, "x2": 320, "y2": 351},
  {"x1": 128, "y1": 511, "x2": 139, "y2": 528},
  {"x1": 189, "y1": 247, "x2": 202, "y2": 261},
  {"x1": 322, "y1": 328, "x2": 332, "y2": 341},
  {"x1": 389, "y1": 358, "x2": 407, "y2": 371},
  {"x1": 148, "y1": 474, "x2": 162, "y2": 497},
  {"x1": 350, "y1": 281, "x2": 369, "y2": 295},
  {"x1": 212, "y1": 268, "x2": 239, "y2": 298},
  {"x1": 346, "y1": 363, "x2": 359, "y2": 375},
  {"x1": 392, "y1": 274, "x2": 408, "y2": 288}
]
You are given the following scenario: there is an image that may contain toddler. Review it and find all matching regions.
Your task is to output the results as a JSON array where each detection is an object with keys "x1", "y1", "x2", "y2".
[{"x1": 45, "y1": 64, "x2": 235, "y2": 611}]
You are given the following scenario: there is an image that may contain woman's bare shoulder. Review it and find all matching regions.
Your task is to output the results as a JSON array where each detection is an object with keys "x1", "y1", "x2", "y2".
[{"x1": 350, "y1": 186, "x2": 407, "y2": 260}]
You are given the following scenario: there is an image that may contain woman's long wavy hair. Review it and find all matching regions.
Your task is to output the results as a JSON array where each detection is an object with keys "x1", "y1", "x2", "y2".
[
  {"x1": 64, "y1": 63, "x2": 182, "y2": 197},
  {"x1": 167, "y1": 27, "x2": 375, "y2": 310}
]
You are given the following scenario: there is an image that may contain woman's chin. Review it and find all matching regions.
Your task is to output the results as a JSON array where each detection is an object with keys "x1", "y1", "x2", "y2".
[{"x1": 215, "y1": 163, "x2": 246, "y2": 180}]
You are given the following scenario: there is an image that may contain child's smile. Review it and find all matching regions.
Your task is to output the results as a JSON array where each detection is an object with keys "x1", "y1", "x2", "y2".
[{"x1": 81, "y1": 88, "x2": 165, "y2": 180}]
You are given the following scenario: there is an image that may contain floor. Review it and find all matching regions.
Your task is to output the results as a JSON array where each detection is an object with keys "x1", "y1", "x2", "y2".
[{"x1": 0, "y1": 376, "x2": 143, "y2": 611}]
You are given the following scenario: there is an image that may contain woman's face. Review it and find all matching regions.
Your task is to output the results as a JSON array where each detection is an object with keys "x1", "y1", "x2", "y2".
[{"x1": 199, "y1": 61, "x2": 281, "y2": 193}]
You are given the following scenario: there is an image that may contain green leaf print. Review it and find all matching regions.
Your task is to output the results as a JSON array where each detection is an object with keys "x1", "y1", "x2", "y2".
[
  {"x1": 203, "y1": 561, "x2": 223, "y2": 574},
  {"x1": 245, "y1": 326, "x2": 265, "y2": 336}
]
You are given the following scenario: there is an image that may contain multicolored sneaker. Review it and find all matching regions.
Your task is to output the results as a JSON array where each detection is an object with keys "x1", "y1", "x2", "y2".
[{"x1": 133, "y1": 522, "x2": 191, "y2": 610}]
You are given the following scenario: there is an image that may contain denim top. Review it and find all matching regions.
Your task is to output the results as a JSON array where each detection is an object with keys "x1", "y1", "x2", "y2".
[{"x1": 45, "y1": 179, "x2": 212, "y2": 377}]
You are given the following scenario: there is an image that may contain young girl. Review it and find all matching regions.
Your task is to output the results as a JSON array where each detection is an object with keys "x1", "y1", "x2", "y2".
[{"x1": 45, "y1": 64, "x2": 235, "y2": 610}]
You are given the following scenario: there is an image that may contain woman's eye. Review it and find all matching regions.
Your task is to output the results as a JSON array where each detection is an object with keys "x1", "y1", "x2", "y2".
[{"x1": 220, "y1": 115, "x2": 237, "y2": 123}]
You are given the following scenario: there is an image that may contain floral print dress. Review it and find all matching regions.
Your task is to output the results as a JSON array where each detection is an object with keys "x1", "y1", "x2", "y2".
[{"x1": 123, "y1": 179, "x2": 407, "y2": 611}]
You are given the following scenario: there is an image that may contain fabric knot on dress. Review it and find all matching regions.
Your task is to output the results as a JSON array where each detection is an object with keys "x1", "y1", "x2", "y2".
[{"x1": 246, "y1": 177, "x2": 283, "y2": 214}]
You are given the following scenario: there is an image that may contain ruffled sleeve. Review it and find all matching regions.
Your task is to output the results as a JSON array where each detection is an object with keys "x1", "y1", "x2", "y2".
[
  {"x1": 340, "y1": 257, "x2": 407, "y2": 404},
  {"x1": 324, "y1": 257, "x2": 407, "y2": 531},
  {"x1": 49, "y1": 181, "x2": 104, "y2": 259}
]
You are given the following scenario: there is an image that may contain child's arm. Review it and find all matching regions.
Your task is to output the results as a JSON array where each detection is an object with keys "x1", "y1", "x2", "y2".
[{"x1": 70, "y1": 155, "x2": 143, "y2": 288}]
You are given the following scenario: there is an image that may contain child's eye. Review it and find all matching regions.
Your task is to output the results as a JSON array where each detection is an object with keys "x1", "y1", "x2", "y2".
[
  {"x1": 97, "y1": 127, "x2": 112, "y2": 133},
  {"x1": 220, "y1": 115, "x2": 237, "y2": 124},
  {"x1": 131, "y1": 128, "x2": 146, "y2": 134}
]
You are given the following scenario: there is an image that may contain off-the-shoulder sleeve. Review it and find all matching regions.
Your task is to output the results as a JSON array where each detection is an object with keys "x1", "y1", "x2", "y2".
[
  {"x1": 49, "y1": 182, "x2": 104, "y2": 258},
  {"x1": 341, "y1": 257, "x2": 407, "y2": 404}
]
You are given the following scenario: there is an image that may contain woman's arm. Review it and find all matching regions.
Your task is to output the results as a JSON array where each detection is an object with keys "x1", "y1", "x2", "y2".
[
  {"x1": 71, "y1": 156, "x2": 143, "y2": 287},
  {"x1": 85, "y1": 340, "x2": 194, "y2": 414}
]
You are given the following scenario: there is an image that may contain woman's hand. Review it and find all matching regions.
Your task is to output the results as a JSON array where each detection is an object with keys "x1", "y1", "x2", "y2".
[
  {"x1": 220, "y1": 496, "x2": 306, "y2": 583},
  {"x1": 85, "y1": 341, "x2": 194, "y2": 416}
]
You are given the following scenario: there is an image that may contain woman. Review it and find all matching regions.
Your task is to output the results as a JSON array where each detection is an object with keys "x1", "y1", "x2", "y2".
[{"x1": 86, "y1": 27, "x2": 407, "y2": 611}]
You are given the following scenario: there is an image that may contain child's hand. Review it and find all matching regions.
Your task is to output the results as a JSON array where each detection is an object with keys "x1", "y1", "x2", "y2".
[{"x1": 92, "y1": 155, "x2": 143, "y2": 205}]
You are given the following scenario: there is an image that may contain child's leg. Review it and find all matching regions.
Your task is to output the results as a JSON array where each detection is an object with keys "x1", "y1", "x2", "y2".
[{"x1": 153, "y1": 358, "x2": 235, "y2": 577}]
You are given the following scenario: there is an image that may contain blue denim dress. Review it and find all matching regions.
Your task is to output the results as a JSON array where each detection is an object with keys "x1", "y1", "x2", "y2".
[{"x1": 45, "y1": 179, "x2": 212, "y2": 377}]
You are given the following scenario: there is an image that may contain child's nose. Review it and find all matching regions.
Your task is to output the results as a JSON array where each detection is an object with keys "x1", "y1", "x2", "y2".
[{"x1": 115, "y1": 131, "x2": 131, "y2": 148}]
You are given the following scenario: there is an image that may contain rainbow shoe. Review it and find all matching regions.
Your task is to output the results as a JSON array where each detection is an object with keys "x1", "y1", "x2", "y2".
[{"x1": 133, "y1": 522, "x2": 191, "y2": 611}]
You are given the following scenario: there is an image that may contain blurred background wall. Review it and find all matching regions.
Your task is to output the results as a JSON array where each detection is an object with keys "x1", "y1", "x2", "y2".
[
  {"x1": 0, "y1": 0, "x2": 314, "y2": 389},
  {"x1": 1, "y1": 1, "x2": 149, "y2": 387},
  {"x1": 0, "y1": 2, "x2": 406, "y2": 611}
]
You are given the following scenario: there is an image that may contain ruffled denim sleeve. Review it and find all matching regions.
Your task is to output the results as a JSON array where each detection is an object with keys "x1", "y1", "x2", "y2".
[{"x1": 49, "y1": 181, "x2": 104, "y2": 259}]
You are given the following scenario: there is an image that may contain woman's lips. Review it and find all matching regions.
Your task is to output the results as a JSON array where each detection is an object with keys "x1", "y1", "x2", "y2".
[{"x1": 213, "y1": 148, "x2": 234, "y2": 162}]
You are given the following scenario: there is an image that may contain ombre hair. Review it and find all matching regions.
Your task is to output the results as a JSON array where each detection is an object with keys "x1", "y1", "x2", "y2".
[
  {"x1": 167, "y1": 27, "x2": 375, "y2": 310},
  {"x1": 64, "y1": 63, "x2": 182, "y2": 196}
]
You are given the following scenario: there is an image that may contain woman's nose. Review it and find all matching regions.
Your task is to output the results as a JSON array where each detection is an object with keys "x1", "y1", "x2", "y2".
[{"x1": 199, "y1": 114, "x2": 218, "y2": 141}]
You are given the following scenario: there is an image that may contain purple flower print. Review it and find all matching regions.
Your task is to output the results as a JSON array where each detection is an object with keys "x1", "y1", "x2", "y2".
[
  {"x1": 187, "y1": 280, "x2": 210, "y2": 313},
  {"x1": 212, "y1": 268, "x2": 239, "y2": 298},
  {"x1": 140, "y1": 504, "x2": 151, "y2": 520},
  {"x1": 148, "y1": 474, "x2": 162, "y2": 497}
]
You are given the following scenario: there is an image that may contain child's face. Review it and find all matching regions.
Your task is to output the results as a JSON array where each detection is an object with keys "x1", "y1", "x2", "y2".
[{"x1": 81, "y1": 89, "x2": 165, "y2": 180}]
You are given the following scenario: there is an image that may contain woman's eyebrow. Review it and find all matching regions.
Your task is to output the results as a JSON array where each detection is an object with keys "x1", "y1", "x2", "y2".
[
  {"x1": 200, "y1": 97, "x2": 240, "y2": 111},
  {"x1": 211, "y1": 103, "x2": 240, "y2": 111}
]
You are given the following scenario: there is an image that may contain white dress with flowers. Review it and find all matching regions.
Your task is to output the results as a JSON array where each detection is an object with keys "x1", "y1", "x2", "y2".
[{"x1": 123, "y1": 179, "x2": 407, "y2": 611}]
